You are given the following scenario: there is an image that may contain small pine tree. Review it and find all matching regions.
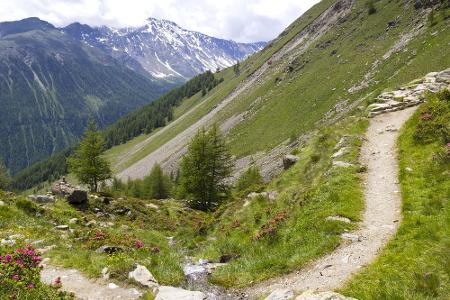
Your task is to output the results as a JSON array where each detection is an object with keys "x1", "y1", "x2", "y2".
[
  {"x1": 68, "y1": 121, "x2": 112, "y2": 192},
  {"x1": 236, "y1": 166, "x2": 264, "y2": 193},
  {"x1": 0, "y1": 159, "x2": 11, "y2": 191},
  {"x1": 143, "y1": 163, "x2": 171, "y2": 199},
  {"x1": 180, "y1": 125, "x2": 233, "y2": 211}
]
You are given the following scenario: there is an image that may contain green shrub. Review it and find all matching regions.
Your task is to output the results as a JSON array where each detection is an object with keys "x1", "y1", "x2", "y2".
[
  {"x1": 236, "y1": 166, "x2": 264, "y2": 193},
  {"x1": 413, "y1": 89, "x2": 450, "y2": 144},
  {"x1": 0, "y1": 245, "x2": 73, "y2": 299},
  {"x1": 15, "y1": 199, "x2": 42, "y2": 216},
  {"x1": 366, "y1": 0, "x2": 377, "y2": 15}
]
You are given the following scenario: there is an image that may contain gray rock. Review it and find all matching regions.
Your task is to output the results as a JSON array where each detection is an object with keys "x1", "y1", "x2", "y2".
[
  {"x1": 51, "y1": 182, "x2": 87, "y2": 205},
  {"x1": 85, "y1": 220, "x2": 97, "y2": 227},
  {"x1": 265, "y1": 289, "x2": 295, "y2": 300},
  {"x1": 102, "y1": 267, "x2": 110, "y2": 280},
  {"x1": 0, "y1": 200, "x2": 6, "y2": 206},
  {"x1": 55, "y1": 225, "x2": 69, "y2": 230},
  {"x1": 69, "y1": 218, "x2": 79, "y2": 224},
  {"x1": 128, "y1": 264, "x2": 158, "y2": 288},
  {"x1": 331, "y1": 147, "x2": 350, "y2": 159},
  {"x1": 341, "y1": 233, "x2": 360, "y2": 242},
  {"x1": 9, "y1": 234, "x2": 24, "y2": 240},
  {"x1": 1, "y1": 239, "x2": 16, "y2": 247},
  {"x1": 332, "y1": 161, "x2": 355, "y2": 168},
  {"x1": 96, "y1": 245, "x2": 123, "y2": 254},
  {"x1": 283, "y1": 155, "x2": 299, "y2": 170},
  {"x1": 326, "y1": 216, "x2": 352, "y2": 223},
  {"x1": 146, "y1": 203, "x2": 160, "y2": 210},
  {"x1": 296, "y1": 291, "x2": 357, "y2": 300},
  {"x1": 155, "y1": 286, "x2": 206, "y2": 300},
  {"x1": 28, "y1": 194, "x2": 55, "y2": 203},
  {"x1": 405, "y1": 167, "x2": 413, "y2": 172}
]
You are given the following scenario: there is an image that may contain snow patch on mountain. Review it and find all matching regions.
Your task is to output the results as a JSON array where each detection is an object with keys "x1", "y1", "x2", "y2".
[{"x1": 63, "y1": 18, "x2": 266, "y2": 80}]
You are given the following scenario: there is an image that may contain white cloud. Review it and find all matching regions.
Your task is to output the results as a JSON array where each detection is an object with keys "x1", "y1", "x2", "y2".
[{"x1": 0, "y1": 0, "x2": 320, "y2": 42}]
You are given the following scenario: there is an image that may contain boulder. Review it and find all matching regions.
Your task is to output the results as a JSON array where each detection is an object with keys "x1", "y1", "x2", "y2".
[
  {"x1": 51, "y1": 182, "x2": 87, "y2": 205},
  {"x1": 95, "y1": 245, "x2": 124, "y2": 254},
  {"x1": 155, "y1": 286, "x2": 206, "y2": 300},
  {"x1": 69, "y1": 218, "x2": 79, "y2": 224},
  {"x1": 27, "y1": 194, "x2": 55, "y2": 203},
  {"x1": 296, "y1": 291, "x2": 357, "y2": 300},
  {"x1": 128, "y1": 264, "x2": 158, "y2": 288},
  {"x1": 0, "y1": 200, "x2": 5, "y2": 206},
  {"x1": 55, "y1": 225, "x2": 69, "y2": 230},
  {"x1": 283, "y1": 155, "x2": 299, "y2": 170},
  {"x1": 265, "y1": 289, "x2": 295, "y2": 300}
]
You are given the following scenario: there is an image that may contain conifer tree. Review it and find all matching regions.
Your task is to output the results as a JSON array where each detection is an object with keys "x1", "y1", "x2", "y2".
[
  {"x1": 68, "y1": 121, "x2": 111, "y2": 192},
  {"x1": 143, "y1": 163, "x2": 171, "y2": 199},
  {"x1": 0, "y1": 159, "x2": 11, "y2": 190},
  {"x1": 180, "y1": 125, "x2": 233, "y2": 211}
]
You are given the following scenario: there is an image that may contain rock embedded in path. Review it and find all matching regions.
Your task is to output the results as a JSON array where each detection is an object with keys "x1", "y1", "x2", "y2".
[
  {"x1": 265, "y1": 288, "x2": 295, "y2": 300},
  {"x1": 155, "y1": 286, "x2": 207, "y2": 300},
  {"x1": 341, "y1": 233, "x2": 360, "y2": 242},
  {"x1": 128, "y1": 264, "x2": 158, "y2": 288},
  {"x1": 296, "y1": 291, "x2": 357, "y2": 300},
  {"x1": 283, "y1": 155, "x2": 299, "y2": 170}
]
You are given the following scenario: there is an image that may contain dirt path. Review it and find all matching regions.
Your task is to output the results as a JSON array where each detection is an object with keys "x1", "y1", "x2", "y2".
[
  {"x1": 41, "y1": 266, "x2": 142, "y2": 300},
  {"x1": 244, "y1": 106, "x2": 417, "y2": 298},
  {"x1": 116, "y1": 0, "x2": 354, "y2": 181}
]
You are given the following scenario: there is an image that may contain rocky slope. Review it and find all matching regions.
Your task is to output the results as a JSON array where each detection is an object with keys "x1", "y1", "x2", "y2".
[{"x1": 63, "y1": 18, "x2": 266, "y2": 80}]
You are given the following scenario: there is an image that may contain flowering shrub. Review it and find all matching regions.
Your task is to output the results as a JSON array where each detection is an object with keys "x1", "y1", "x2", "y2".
[
  {"x1": 0, "y1": 245, "x2": 42, "y2": 293},
  {"x1": 0, "y1": 245, "x2": 73, "y2": 299}
]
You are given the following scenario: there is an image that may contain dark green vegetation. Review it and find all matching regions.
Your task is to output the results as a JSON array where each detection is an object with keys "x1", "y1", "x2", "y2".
[
  {"x1": 235, "y1": 166, "x2": 264, "y2": 195},
  {"x1": 0, "y1": 160, "x2": 11, "y2": 190},
  {"x1": 179, "y1": 125, "x2": 233, "y2": 211},
  {"x1": 0, "y1": 18, "x2": 171, "y2": 174},
  {"x1": 109, "y1": 164, "x2": 172, "y2": 200},
  {"x1": 68, "y1": 121, "x2": 111, "y2": 192},
  {"x1": 104, "y1": 71, "x2": 223, "y2": 147},
  {"x1": 342, "y1": 91, "x2": 450, "y2": 299},
  {"x1": 12, "y1": 70, "x2": 224, "y2": 191}
]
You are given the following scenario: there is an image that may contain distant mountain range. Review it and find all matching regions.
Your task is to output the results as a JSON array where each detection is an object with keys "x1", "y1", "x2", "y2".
[
  {"x1": 63, "y1": 18, "x2": 266, "y2": 80},
  {"x1": 0, "y1": 17, "x2": 265, "y2": 174}
]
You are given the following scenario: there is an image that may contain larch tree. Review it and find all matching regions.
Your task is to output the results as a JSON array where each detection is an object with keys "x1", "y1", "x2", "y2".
[{"x1": 68, "y1": 121, "x2": 111, "y2": 192}]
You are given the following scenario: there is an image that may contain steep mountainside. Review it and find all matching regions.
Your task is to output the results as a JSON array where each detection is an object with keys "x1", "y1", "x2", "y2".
[
  {"x1": 63, "y1": 18, "x2": 266, "y2": 80},
  {"x1": 0, "y1": 18, "x2": 171, "y2": 174},
  {"x1": 106, "y1": 0, "x2": 449, "y2": 182}
]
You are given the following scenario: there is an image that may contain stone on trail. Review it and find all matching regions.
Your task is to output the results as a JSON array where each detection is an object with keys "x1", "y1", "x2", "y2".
[
  {"x1": 128, "y1": 264, "x2": 158, "y2": 288},
  {"x1": 155, "y1": 286, "x2": 207, "y2": 300},
  {"x1": 265, "y1": 288, "x2": 295, "y2": 300},
  {"x1": 295, "y1": 291, "x2": 357, "y2": 300}
]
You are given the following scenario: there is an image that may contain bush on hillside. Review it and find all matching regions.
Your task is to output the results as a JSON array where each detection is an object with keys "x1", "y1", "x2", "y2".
[
  {"x1": 366, "y1": 0, "x2": 377, "y2": 15},
  {"x1": 236, "y1": 166, "x2": 264, "y2": 194},
  {"x1": 413, "y1": 89, "x2": 450, "y2": 144},
  {"x1": 0, "y1": 245, "x2": 72, "y2": 299}
]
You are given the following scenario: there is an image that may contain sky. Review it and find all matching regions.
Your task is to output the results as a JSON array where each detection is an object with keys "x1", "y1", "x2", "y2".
[{"x1": 0, "y1": 0, "x2": 320, "y2": 42}]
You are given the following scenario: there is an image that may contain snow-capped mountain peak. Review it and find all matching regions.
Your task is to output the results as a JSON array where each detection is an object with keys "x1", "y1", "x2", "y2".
[{"x1": 63, "y1": 18, "x2": 266, "y2": 81}]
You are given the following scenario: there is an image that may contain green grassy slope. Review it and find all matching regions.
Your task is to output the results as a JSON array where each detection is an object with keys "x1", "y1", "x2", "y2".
[
  {"x1": 106, "y1": 0, "x2": 450, "y2": 176},
  {"x1": 341, "y1": 92, "x2": 450, "y2": 299}
]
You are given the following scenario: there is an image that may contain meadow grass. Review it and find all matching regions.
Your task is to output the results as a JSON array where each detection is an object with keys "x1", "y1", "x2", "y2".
[{"x1": 341, "y1": 98, "x2": 450, "y2": 299}]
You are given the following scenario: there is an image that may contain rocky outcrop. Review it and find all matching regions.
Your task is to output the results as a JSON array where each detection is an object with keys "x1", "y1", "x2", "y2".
[
  {"x1": 368, "y1": 69, "x2": 450, "y2": 117},
  {"x1": 51, "y1": 181, "x2": 87, "y2": 205},
  {"x1": 128, "y1": 264, "x2": 159, "y2": 288}
]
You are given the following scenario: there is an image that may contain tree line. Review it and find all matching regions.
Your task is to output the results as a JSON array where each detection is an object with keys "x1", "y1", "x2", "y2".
[{"x1": 11, "y1": 70, "x2": 224, "y2": 191}]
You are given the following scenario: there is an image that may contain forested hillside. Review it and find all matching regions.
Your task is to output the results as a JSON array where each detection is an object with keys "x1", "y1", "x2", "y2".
[{"x1": 0, "y1": 18, "x2": 171, "y2": 174}]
